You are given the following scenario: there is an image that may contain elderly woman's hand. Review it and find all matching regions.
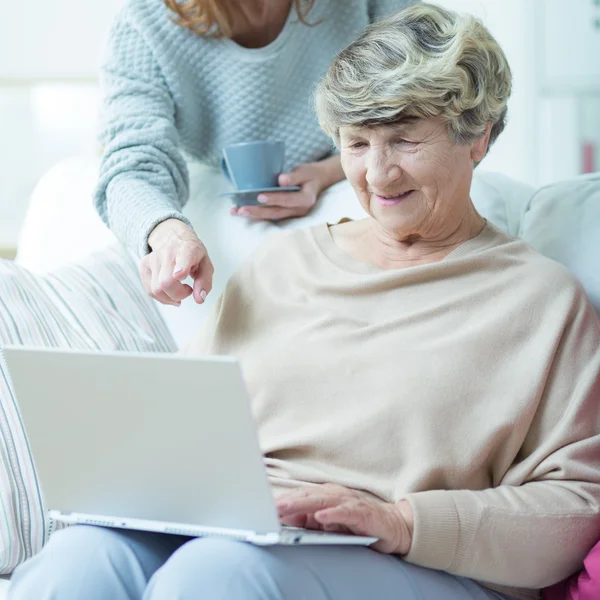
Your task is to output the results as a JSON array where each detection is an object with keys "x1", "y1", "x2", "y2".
[
  {"x1": 276, "y1": 483, "x2": 414, "y2": 555},
  {"x1": 231, "y1": 154, "x2": 345, "y2": 221}
]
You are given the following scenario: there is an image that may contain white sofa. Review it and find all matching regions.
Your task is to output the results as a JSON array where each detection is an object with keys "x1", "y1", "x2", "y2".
[{"x1": 0, "y1": 157, "x2": 598, "y2": 599}]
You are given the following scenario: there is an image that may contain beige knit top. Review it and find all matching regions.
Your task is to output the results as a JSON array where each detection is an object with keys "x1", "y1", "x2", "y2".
[{"x1": 184, "y1": 222, "x2": 600, "y2": 600}]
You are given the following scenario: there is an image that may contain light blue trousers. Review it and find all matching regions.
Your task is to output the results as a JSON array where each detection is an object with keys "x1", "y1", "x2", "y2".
[{"x1": 9, "y1": 526, "x2": 512, "y2": 600}]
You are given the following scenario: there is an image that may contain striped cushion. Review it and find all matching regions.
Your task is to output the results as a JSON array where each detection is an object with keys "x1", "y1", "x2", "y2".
[{"x1": 0, "y1": 244, "x2": 175, "y2": 574}]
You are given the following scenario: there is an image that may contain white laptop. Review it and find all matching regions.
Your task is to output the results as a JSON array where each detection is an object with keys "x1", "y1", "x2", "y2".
[{"x1": 2, "y1": 346, "x2": 376, "y2": 546}]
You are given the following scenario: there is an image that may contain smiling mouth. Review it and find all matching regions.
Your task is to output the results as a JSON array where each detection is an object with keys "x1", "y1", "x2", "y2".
[{"x1": 374, "y1": 190, "x2": 414, "y2": 205}]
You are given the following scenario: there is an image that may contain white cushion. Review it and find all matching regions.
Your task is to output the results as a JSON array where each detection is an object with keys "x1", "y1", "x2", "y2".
[
  {"x1": 470, "y1": 170, "x2": 534, "y2": 236},
  {"x1": 520, "y1": 172, "x2": 600, "y2": 314},
  {"x1": 0, "y1": 245, "x2": 175, "y2": 576},
  {"x1": 16, "y1": 155, "x2": 115, "y2": 273},
  {"x1": 0, "y1": 575, "x2": 9, "y2": 599}
]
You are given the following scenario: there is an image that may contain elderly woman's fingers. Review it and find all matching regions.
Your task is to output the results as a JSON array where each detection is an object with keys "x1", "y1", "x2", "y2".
[
  {"x1": 316, "y1": 500, "x2": 410, "y2": 555},
  {"x1": 277, "y1": 492, "x2": 352, "y2": 519},
  {"x1": 279, "y1": 513, "x2": 308, "y2": 529},
  {"x1": 276, "y1": 486, "x2": 386, "y2": 538},
  {"x1": 277, "y1": 483, "x2": 358, "y2": 506},
  {"x1": 321, "y1": 522, "x2": 353, "y2": 534},
  {"x1": 316, "y1": 503, "x2": 389, "y2": 549},
  {"x1": 314, "y1": 501, "x2": 369, "y2": 528},
  {"x1": 279, "y1": 512, "x2": 324, "y2": 530}
]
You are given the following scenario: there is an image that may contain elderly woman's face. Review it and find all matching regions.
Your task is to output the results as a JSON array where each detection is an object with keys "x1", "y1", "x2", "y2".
[{"x1": 339, "y1": 116, "x2": 488, "y2": 238}]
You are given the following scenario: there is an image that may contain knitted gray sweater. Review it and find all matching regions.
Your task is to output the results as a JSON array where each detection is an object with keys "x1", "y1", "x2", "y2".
[{"x1": 94, "y1": 0, "x2": 409, "y2": 257}]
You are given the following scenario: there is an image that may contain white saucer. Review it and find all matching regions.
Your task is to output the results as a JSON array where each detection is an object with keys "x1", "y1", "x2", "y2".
[
  {"x1": 219, "y1": 186, "x2": 301, "y2": 207},
  {"x1": 219, "y1": 186, "x2": 301, "y2": 197}
]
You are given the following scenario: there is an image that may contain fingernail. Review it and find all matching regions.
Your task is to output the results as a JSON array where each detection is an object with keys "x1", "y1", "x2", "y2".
[
  {"x1": 200, "y1": 289, "x2": 207, "y2": 301},
  {"x1": 257, "y1": 194, "x2": 268, "y2": 203},
  {"x1": 239, "y1": 208, "x2": 249, "y2": 217},
  {"x1": 173, "y1": 266, "x2": 183, "y2": 275}
]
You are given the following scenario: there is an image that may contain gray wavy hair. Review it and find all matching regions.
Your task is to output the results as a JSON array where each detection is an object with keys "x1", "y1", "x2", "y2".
[{"x1": 315, "y1": 2, "x2": 512, "y2": 154}]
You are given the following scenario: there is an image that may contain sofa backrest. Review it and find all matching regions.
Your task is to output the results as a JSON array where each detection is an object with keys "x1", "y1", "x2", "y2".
[
  {"x1": 520, "y1": 173, "x2": 600, "y2": 316},
  {"x1": 470, "y1": 170, "x2": 535, "y2": 237}
]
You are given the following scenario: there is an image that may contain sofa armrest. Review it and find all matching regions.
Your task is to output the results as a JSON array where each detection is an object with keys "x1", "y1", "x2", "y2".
[{"x1": 0, "y1": 576, "x2": 10, "y2": 600}]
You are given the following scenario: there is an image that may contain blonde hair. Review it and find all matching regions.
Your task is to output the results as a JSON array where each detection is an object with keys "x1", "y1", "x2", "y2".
[
  {"x1": 315, "y1": 2, "x2": 512, "y2": 153},
  {"x1": 163, "y1": 0, "x2": 317, "y2": 38}
]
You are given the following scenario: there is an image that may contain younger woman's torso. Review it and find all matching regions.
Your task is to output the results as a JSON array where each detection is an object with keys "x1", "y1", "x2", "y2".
[{"x1": 118, "y1": 0, "x2": 403, "y2": 170}]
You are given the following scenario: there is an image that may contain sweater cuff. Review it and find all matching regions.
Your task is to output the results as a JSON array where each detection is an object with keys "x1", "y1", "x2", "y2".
[
  {"x1": 105, "y1": 176, "x2": 193, "y2": 258},
  {"x1": 402, "y1": 489, "x2": 482, "y2": 571}
]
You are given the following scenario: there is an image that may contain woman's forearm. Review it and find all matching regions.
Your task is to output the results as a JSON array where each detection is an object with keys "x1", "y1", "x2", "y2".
[{"x1": 402, "y1": 481, "x2": 600, "y2": 588}]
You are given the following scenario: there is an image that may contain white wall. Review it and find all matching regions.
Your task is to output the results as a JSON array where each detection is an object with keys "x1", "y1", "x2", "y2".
[
  {"x1": 436, "y1": 0, "x2": 600, "y2": 186},
  {"x1": 0, "y1": 1, "x2": 126, "y2": 254},
  {"x1": 434, "y1": 0, "x2": 540, "y2": 185},
  {"x1": 0, "y1": 0, "x2": 126, "y2": 79}
]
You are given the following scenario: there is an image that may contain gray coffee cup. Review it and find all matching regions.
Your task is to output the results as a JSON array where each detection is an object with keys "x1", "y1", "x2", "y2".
[{"x1": 221, "y1": 140, "x2": 285, "y2": 190}]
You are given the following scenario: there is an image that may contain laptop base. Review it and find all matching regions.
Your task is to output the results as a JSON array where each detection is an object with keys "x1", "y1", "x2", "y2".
[{"x1": 50, "y1": 511, "x2": 377, "y2": 546}]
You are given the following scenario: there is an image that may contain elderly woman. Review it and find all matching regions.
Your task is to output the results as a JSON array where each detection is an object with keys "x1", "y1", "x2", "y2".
[{"x1": 9, "y1": 3, "x2": 600, "y2": 600}]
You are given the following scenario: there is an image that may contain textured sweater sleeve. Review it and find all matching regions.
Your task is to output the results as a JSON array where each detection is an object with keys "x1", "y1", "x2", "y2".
[
  {"x1": 94, "y1": 10, "x2": 192, "y2": 257},
  {"x1": 402, "y1": 286, "x2": 600, "y2": 589}
]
